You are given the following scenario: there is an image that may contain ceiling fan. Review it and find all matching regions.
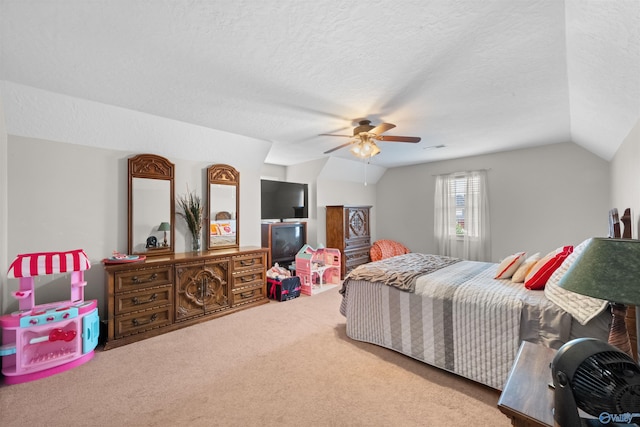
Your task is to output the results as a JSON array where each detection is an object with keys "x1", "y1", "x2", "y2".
[{"x1": 322, "y1": 120, "x2": 421, "y2": 158}]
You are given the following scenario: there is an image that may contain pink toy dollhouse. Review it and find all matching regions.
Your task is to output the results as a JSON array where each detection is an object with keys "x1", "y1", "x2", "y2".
[
  {"x1": 0, "y1": 249, "x2": 99, "y2": 384},
  {"x1": 295, "y1": 245, "x2": 341, "y2": 295}
]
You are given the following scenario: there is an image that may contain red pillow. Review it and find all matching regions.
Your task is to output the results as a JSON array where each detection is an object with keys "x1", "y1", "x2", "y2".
[{"x1": 524, "y1": 246, "x2": 573, "y2": 290}]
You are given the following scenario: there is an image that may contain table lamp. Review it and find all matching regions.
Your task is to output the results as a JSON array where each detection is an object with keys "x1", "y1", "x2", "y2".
[
  {"x1": 158, "y1": 222, "x2": 170, "y2": 247},
  {"x1": 558, "y1": 238, "x2": 640, "y2": 358}
]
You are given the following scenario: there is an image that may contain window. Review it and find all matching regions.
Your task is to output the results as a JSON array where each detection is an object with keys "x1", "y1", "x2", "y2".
[
  {"x1": 453, "y1": 177, "x2": 466, "y2": 235},
  {"x1": 434, "y1": 170, "x2": 490, "y2": 261},
  {"x1": 451, "y1": 175, "x2": 481, "y2": 237}
]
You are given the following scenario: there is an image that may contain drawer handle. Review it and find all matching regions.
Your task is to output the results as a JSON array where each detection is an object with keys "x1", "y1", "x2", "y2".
[
  {"x1": 241, "y1": 274, "x2": 257, "y2": 282},
  {"x1": 132, "y1": 313, "x2": 158, "y2": 327},
  {"x1": 239, "y1": 290, "x2": 255, "y2": 299},
  {"x1": 132, "y1": 273, "x2": 158, "y2": 284},
  {"x1": 240, "y1": 259, "x2": 256, "y2": 267},
  {"x1": 132, "y1": 293, "x2": 158, "y2": 305}
]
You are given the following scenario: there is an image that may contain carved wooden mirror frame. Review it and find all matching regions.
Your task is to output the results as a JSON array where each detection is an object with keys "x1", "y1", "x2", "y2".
[
  {"x1": 207, "y1": 164, "x2": 239, "y2": 250},
  {"x1": 128, "y1": 154, "x2": 175, "y2": 256}
]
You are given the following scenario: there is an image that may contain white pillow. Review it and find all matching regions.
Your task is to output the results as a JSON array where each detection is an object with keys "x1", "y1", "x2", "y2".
[
  {"x1": 495, "y1": 252, "x2": 526, "y2": 279},
  {"x1": 511, "y1": 253, "x2": 540, "y2": 283},
  {"x1": 544, "y1": 239, "x2": 608, "y2": 325}
]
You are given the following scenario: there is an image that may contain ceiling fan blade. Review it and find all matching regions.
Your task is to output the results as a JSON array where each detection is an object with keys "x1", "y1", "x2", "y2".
[
  {"x1": 324, "y1": 141, "x2": 355, "y2": 154},
  {"x1": 368, "y1": 122, "x2": 396, "y2": 135},
  {"x1": 376, "y1": 135, "x2": 421, "y2": 143},
  {"x1": 319, "y1": 133, "x2": 352, "y2": 138}
]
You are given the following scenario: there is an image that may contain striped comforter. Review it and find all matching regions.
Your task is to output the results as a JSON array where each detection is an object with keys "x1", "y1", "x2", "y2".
[{"x1": 340, "y1": 255, "x2": 570, "y2": 390}]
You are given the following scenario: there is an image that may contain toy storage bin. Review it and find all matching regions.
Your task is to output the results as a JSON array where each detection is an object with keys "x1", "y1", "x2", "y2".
[
  {"x1": 267, "y1": 277, "x2": 301, "y2": 301},
  {"x1": 0, "y1": 250, "x2": 99, "y2": 385}
]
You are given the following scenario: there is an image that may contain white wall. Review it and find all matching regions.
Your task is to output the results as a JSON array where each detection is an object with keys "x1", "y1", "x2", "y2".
[
  {"x1": 611, "y1": 119, "x2": 640, "y2": 238},
  {"x1": 610, "y1": 118, "x2": 640, "y2": 358},
  {"x1": 0, "y1": 92, "x2": 7, "y2": 314},
  {"x1": 260, "y1": 163, "x2": 287, "y2": 181},
  {"x1": 1, "y1": 82, "x2": 272, "y2": 169},
  {"x1": 4, "y1": 136, "x2": 268, "y2": 314},
  {"x1": 2, "y1": 81, "x2": 633, "y2": 318},
  {"x1": 263, "y1": 158, "x2": 383, "y2": 249},
  {"x1": 376, "y1": 142, "x2": 611, "y2": 262},
  {"x1": 316, "y1": 179, "x2": 378, "y2": 248},
  {"x1": 260, "y1": 161, "x2": 323, "y2": 249},
  {"x1": 1, "y1": 84, "x2": 272, "y2": 315},
  {"x1": 286, "y1": 159, "x2": 327, "y2": 248},
  {"x1": 315, "y1": 157, "x2": 384, "y2": 247}
]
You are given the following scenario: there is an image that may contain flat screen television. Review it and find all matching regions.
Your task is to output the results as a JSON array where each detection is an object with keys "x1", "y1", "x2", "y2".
[
  {"x1": 270, "y1": 223, "x2": 306, "y2": 265},
  {"x1": 261, "y1": 179, "x2": 308, "y2": 220}
]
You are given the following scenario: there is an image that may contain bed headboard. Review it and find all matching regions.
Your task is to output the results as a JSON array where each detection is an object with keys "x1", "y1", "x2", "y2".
[{"x1": 610, "y1": 207, "x2": 637, "y2": 360}]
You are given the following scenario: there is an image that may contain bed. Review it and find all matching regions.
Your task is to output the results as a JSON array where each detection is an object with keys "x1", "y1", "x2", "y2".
[{"x1": 339, "y1": 245, "x2": 612, "y2": 390}]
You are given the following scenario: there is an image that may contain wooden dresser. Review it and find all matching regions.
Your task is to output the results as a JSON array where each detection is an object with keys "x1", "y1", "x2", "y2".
[
  {"x1": 103, "y1": 247, "x2": 267, "y2": 349},
  {"x1": 326, "y1": 205, "x2": 372, "y2": 278}
]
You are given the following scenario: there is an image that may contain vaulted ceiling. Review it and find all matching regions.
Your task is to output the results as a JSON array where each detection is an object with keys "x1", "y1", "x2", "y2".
[{"x1": 1, "y1": 0, "x2": 638, "y2": 168}]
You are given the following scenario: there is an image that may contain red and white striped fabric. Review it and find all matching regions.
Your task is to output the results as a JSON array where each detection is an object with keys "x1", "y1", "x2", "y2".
[{"x1": 7, "y1": 249, "x2": 91, "y2": 278}]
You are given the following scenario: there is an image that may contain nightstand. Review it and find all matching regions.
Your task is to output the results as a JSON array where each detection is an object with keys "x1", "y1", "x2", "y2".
[{"x1": 498, "y1": 341, "x2": 556, "y2": 427}]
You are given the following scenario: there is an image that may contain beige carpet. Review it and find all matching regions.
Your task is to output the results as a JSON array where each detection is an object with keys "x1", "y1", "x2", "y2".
[{"x1": 0, "y1": 286, "x2": 511, "y2": 426}]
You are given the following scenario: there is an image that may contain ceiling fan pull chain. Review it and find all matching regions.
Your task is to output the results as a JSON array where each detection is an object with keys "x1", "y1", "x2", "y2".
[{"x1": 364, "y1": 158, "x2": 368, "y2": 186}]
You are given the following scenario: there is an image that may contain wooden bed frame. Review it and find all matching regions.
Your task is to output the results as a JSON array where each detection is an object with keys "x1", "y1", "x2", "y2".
[{"x1": 610, "y1": 207, "x2": 637, "y2": 360}]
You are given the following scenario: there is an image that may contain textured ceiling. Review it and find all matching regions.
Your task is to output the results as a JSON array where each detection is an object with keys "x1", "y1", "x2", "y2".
[{"x1": 1, "y1": 0, "x2": 639, "y2": 168}]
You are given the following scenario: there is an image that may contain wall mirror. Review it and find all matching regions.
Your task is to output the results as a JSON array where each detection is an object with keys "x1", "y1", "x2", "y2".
[
  {"x1": 128, "y1": 154, "x2": 175, "y2": 256},
  {"x1": 207, "y1": 164, "x2": 239, "y2": 250}
]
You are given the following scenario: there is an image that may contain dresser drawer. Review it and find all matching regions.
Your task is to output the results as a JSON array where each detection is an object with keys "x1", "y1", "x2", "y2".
[
  {"x1": 345, "y1": 247, "x2": 371, "y2": 273},
  {"x1": 115, "y1": 285, "x2": 173, "y2": 315},
  {"x1": 345, "y1": 237, "x2": 371, "y2": 250},
  {"x1": 232, "y1": 252, "x2": 265, "y2": 273},
  {"x1": 115, "y1": 305, "x2": 172, "y2": 338},
  {"x1": 232, "y1": 269, "x2": 264, "y2": 289},
  {"x1": 115, "y1": 266, "x2": 173, "y2": 293},
  {"x1": 232, "y1": 283, "x2": 265, "y2": 306}
]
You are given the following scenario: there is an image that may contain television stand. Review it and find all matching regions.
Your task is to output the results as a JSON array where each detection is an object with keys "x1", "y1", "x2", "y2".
[{"x1": 261, "y1": 222, "x2": 307, "y2": 268}]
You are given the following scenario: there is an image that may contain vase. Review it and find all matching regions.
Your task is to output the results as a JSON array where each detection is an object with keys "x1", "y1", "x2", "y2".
[{"x1": 192, "y1": 233, "x2": 201, "y2": 252}]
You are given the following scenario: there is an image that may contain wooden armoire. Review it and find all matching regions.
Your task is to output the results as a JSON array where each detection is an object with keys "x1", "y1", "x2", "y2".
[{"x1": 326, "y1": 205, "x2": 372, "y2": 278}]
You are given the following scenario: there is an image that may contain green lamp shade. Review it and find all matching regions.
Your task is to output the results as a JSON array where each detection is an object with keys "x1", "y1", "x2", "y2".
[
  {"x1": 558, "y1": 238, "x2": 640, "y2": 306},
  {"x1": 158, "y1": 222, "x2": 171, "y2": 231}
]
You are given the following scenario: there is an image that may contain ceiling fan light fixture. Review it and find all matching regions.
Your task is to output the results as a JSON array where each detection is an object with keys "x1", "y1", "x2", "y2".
[
  {"x1": 323, "y1": 119, "x2": 419, "y2": 157},
  {"x1": 369, "y1": 144, "x2": 381, "y2": 157},
  {"x1": 350, "y1": 140, "x2": 380, "y2": 158}
]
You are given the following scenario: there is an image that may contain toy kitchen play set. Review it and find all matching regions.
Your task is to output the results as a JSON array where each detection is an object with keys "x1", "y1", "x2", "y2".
[{"x1": 0, "y1": 249, "x2": 99, "y2": 384}]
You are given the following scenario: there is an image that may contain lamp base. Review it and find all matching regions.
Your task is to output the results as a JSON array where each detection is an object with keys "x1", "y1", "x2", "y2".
[
  {"x1": 637, "y1": 305, "x2": 640, "y2": 361},
  {"x1": 609, "y1": 303, "x2": 634, "y2": 358}
]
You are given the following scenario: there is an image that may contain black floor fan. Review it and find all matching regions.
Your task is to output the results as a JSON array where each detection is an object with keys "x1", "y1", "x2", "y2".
[{"x1": 551, "y1": 338, "x2": 640, "y2": 427}]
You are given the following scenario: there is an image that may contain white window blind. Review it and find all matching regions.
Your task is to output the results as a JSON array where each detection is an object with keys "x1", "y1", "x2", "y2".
[{"x1": 451, "y1": 175, "x2": 481, "y2": 237}]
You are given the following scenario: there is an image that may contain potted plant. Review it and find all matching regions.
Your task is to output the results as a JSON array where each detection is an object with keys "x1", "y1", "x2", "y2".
[{"x1": 177, "y1": 189, "x2": 203, "y2": 252}]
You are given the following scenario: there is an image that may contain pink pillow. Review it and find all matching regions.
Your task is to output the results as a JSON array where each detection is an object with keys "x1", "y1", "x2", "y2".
[
  {"x1": 525, "y1": 246, "x2": 573, "y2": 290},
  {"x1": 495, "y1": 252, "x2": 526, "y2": 279}
]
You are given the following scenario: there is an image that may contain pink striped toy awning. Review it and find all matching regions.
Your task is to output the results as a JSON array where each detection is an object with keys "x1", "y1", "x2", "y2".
[{"x1": 8, "y1": 249, "x2": 91, "y2": 278}]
